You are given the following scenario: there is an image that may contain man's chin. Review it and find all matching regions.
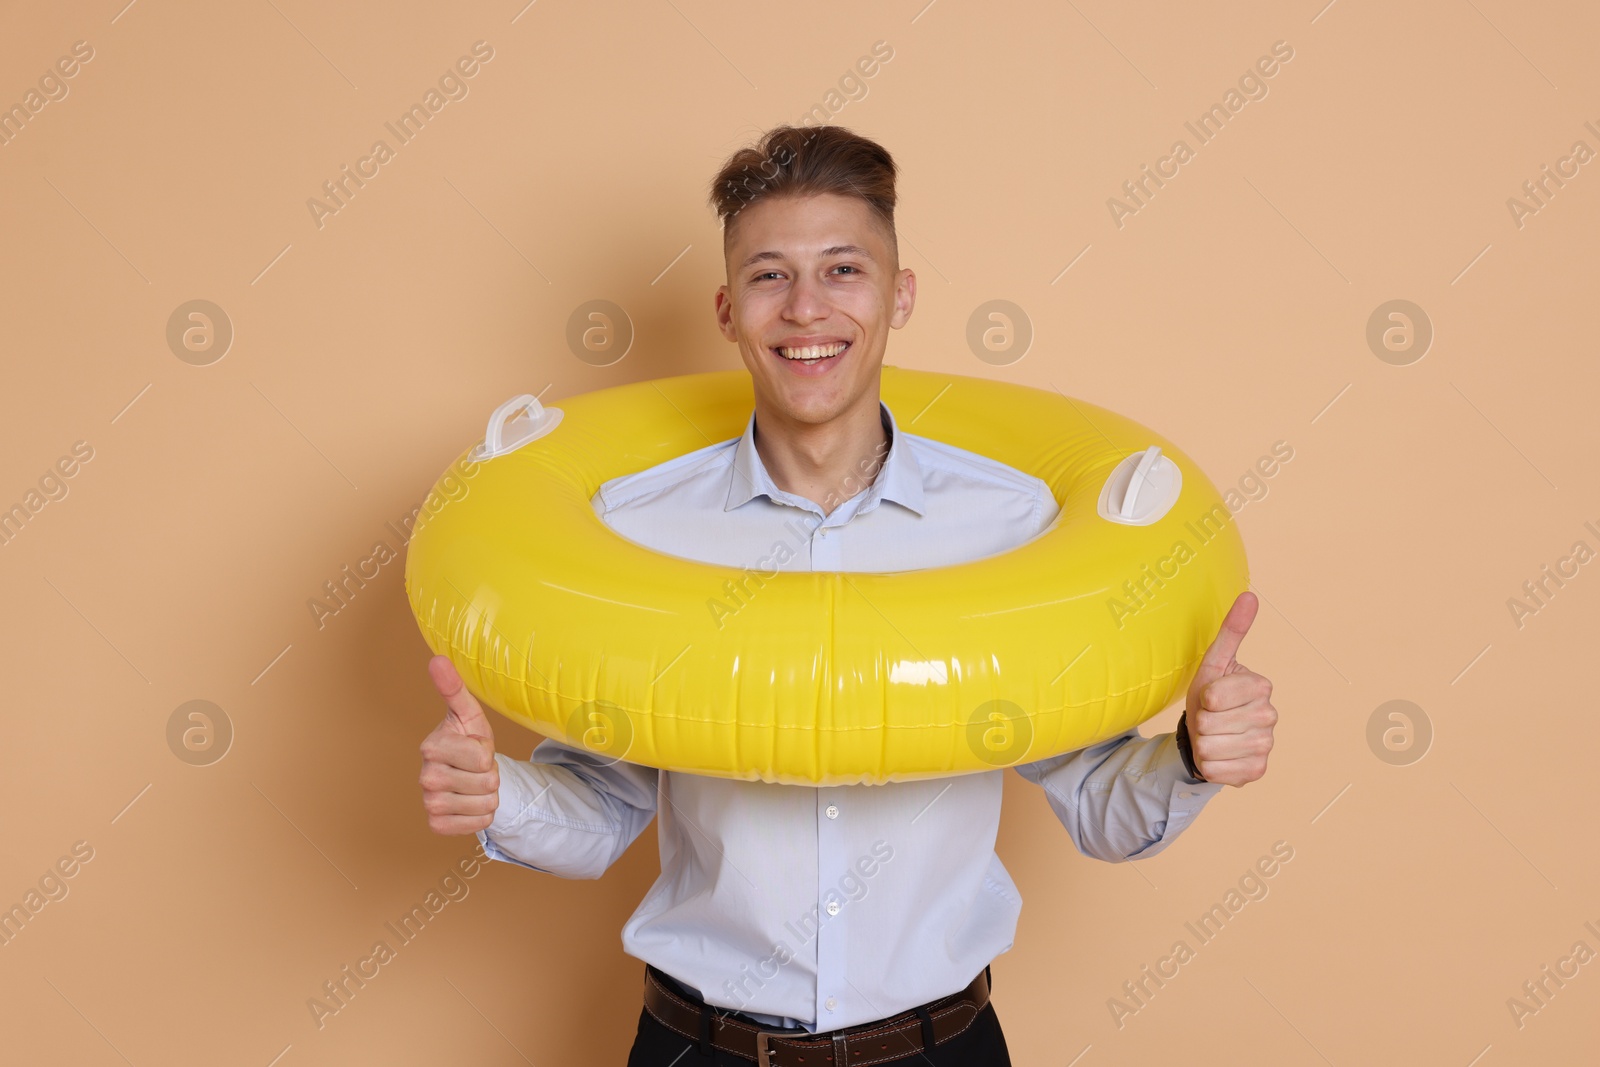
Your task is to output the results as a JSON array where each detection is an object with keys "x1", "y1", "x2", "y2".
[{"x1": 756, "y1": 384, "x2": 853, "y2": 426}]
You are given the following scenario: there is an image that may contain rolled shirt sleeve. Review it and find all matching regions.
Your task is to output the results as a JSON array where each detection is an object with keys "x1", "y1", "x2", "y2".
[
  {"x1": 477, "y1": 738, "x2": 660, "y2": 880},
  {"x1": 1013, "y1": 728, "x2": 1224, "y2": 862}
]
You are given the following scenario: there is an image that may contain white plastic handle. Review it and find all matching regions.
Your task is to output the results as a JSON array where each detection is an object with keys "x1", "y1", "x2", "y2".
[
  {"x1": 472, "y1": 393, "x2": 563, "y2": 460},
  {"x1": 1097, "y1": 444, "x2": 1182, "y2": 526},
  {"x1": 486, "y1": 394, "x2": 539, "y2": 454},
  {"x1": 1119, "y1": 445, "x2": 1164, "y2": 519}
]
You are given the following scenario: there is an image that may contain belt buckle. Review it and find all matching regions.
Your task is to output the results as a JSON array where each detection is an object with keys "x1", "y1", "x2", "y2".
[{"x1": 753, "y1": 1028, "x2": 788, "y2": 1067}]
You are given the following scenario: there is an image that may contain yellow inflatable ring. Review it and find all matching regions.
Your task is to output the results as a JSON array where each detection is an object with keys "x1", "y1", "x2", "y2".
[{"x1": 404, "y1": 365, "x2": 1248, "y2": 786}]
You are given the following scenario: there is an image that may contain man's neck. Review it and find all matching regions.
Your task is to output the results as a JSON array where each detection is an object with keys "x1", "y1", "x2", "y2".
[{"x1": 751, "y1": 393, "x2": 891, "y2": 517}]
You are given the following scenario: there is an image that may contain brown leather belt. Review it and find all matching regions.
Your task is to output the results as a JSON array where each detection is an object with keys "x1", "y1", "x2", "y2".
[{"x1": 641, "y1": 963, "x2": 991, "y2": 1066}]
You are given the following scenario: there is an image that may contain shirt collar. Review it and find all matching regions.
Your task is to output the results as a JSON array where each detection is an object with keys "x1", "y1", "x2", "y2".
[{"x1": 724, "y1": 400, "x2": 927, "y2": 517}]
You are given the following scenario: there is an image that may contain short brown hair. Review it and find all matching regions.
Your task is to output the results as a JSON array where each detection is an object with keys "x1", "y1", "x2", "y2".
[{"x1": 708, "y1": 124, "x2": 899, "y2": 266}]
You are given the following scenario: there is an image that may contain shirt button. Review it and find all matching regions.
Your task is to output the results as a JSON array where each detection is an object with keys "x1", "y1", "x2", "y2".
[
  {"x1": 825, "y1": 996, "x2": 837, "y2": 1011},
  {"x1": 825, "y1": 804, "x2": 839, "y2": 819},
  {"x1": 826, "y1": 900, "x2": 841, "y2": 916},
  {"x1": 1178, "y1": 791, "x2": 1193, "y2": 799}
]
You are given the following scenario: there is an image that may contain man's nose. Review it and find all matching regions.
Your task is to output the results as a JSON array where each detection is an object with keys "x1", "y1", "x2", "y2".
[{"x1": 782, "y1": 272, "x2": 827, "y2": 322}]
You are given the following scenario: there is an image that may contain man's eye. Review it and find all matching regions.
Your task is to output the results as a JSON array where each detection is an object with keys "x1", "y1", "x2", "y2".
[{"x1": 752, "y1": 266, "x2": 858, "y2": 281}]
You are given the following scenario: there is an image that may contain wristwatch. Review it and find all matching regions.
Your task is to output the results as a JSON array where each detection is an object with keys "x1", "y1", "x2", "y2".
[{"x1": 1174, "y1": 711, "x2": 1208, "y2": 782}]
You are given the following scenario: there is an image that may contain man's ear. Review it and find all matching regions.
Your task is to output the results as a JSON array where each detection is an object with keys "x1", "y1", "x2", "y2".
[
  {"x1": 713, "y1": 286, "x2": 738, "y2": 341},
  {"x1": 889, "y1": 268, "x2": 917, "y2": 329}
]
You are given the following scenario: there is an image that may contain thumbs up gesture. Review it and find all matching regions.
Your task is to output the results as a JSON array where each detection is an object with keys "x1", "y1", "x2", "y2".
[
  {"x1": 419, "y1": 655, "x2": 502, "y2": 834},
  {"x1": 1183, "y1": 592, "x2": 1277, "y2": 787}
]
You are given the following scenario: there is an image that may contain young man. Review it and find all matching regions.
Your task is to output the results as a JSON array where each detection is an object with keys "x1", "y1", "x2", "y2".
[{"x1": 418, "y1": 125, "x2": 1279, "y2": 1066}]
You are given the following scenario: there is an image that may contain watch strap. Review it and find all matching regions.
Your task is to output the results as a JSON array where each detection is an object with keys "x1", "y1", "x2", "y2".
[{"x1": 1175, "y1": 711, "x2": 1208, "y2": 782}]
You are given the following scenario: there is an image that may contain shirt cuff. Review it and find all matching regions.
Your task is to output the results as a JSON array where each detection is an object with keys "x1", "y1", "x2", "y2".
[
  {"x1": 476, "y1": 828, "x2": 549, "y2": 871},
  {"x1": 478, "y1": 752, "x2": 551, "y2": 873},
  {"x1": 1158, "y1": 730, "x2": 1225, "y2": 819}
]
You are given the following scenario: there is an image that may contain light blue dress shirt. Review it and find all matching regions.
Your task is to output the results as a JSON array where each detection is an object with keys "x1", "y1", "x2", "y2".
[{"x1": 478, "y1": 397, "x2": 1223, "y2": 1032}]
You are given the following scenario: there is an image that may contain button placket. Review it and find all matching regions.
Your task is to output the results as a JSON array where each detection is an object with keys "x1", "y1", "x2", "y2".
[
  {"x1": 812, "y1": 522, "x2": 842, "y2": 569},
  {"x1": 816, "y1": 786, "x2": 848, "y2": 1025}
]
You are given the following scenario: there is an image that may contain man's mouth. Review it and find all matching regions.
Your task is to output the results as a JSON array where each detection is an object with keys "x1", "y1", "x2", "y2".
[{"x1": 771, "y1": 340, "x2": 851, "y2": 365}]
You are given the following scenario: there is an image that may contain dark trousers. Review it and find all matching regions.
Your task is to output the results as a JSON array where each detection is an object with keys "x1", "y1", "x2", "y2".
[{"x1": 626, "y1": 964, "x2": 1012, "y2": 1066}]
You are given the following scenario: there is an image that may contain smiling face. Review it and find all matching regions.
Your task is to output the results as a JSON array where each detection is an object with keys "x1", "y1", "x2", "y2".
[{"x1": 714, "y1": 191, "x2": 915, "y2": 429}]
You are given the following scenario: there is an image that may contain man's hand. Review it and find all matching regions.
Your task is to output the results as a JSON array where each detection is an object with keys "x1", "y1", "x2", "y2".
[
  {"x1": 419, "y1": 656, "x2": 501, "y2": 834},
  {"x1": 1184, "y1": 592, "x2": 1276, "y2": 787}
]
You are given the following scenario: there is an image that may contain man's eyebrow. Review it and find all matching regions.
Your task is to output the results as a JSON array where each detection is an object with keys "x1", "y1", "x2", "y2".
[{"x1": 739, "y1": 245, "x2": 875, "y2": 270}]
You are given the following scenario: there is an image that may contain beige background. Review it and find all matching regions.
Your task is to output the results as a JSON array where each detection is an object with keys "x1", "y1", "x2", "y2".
[{"x1": 2, "y1": 0, "x2": 1596, "y2": 1063}]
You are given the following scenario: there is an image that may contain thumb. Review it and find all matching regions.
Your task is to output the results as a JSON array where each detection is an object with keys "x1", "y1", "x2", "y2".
[
  {"x1": 1189, "y1": 592, "x2": 1258, "y2": 703},
  {"x1": 428, "y1": 655, "x2": 493, "y2": 741}
]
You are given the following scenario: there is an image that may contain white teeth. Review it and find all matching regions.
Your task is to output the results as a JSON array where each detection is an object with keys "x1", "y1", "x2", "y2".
[{"x1": 776, "y1": 341, "x2": 849, "y2": 361}]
